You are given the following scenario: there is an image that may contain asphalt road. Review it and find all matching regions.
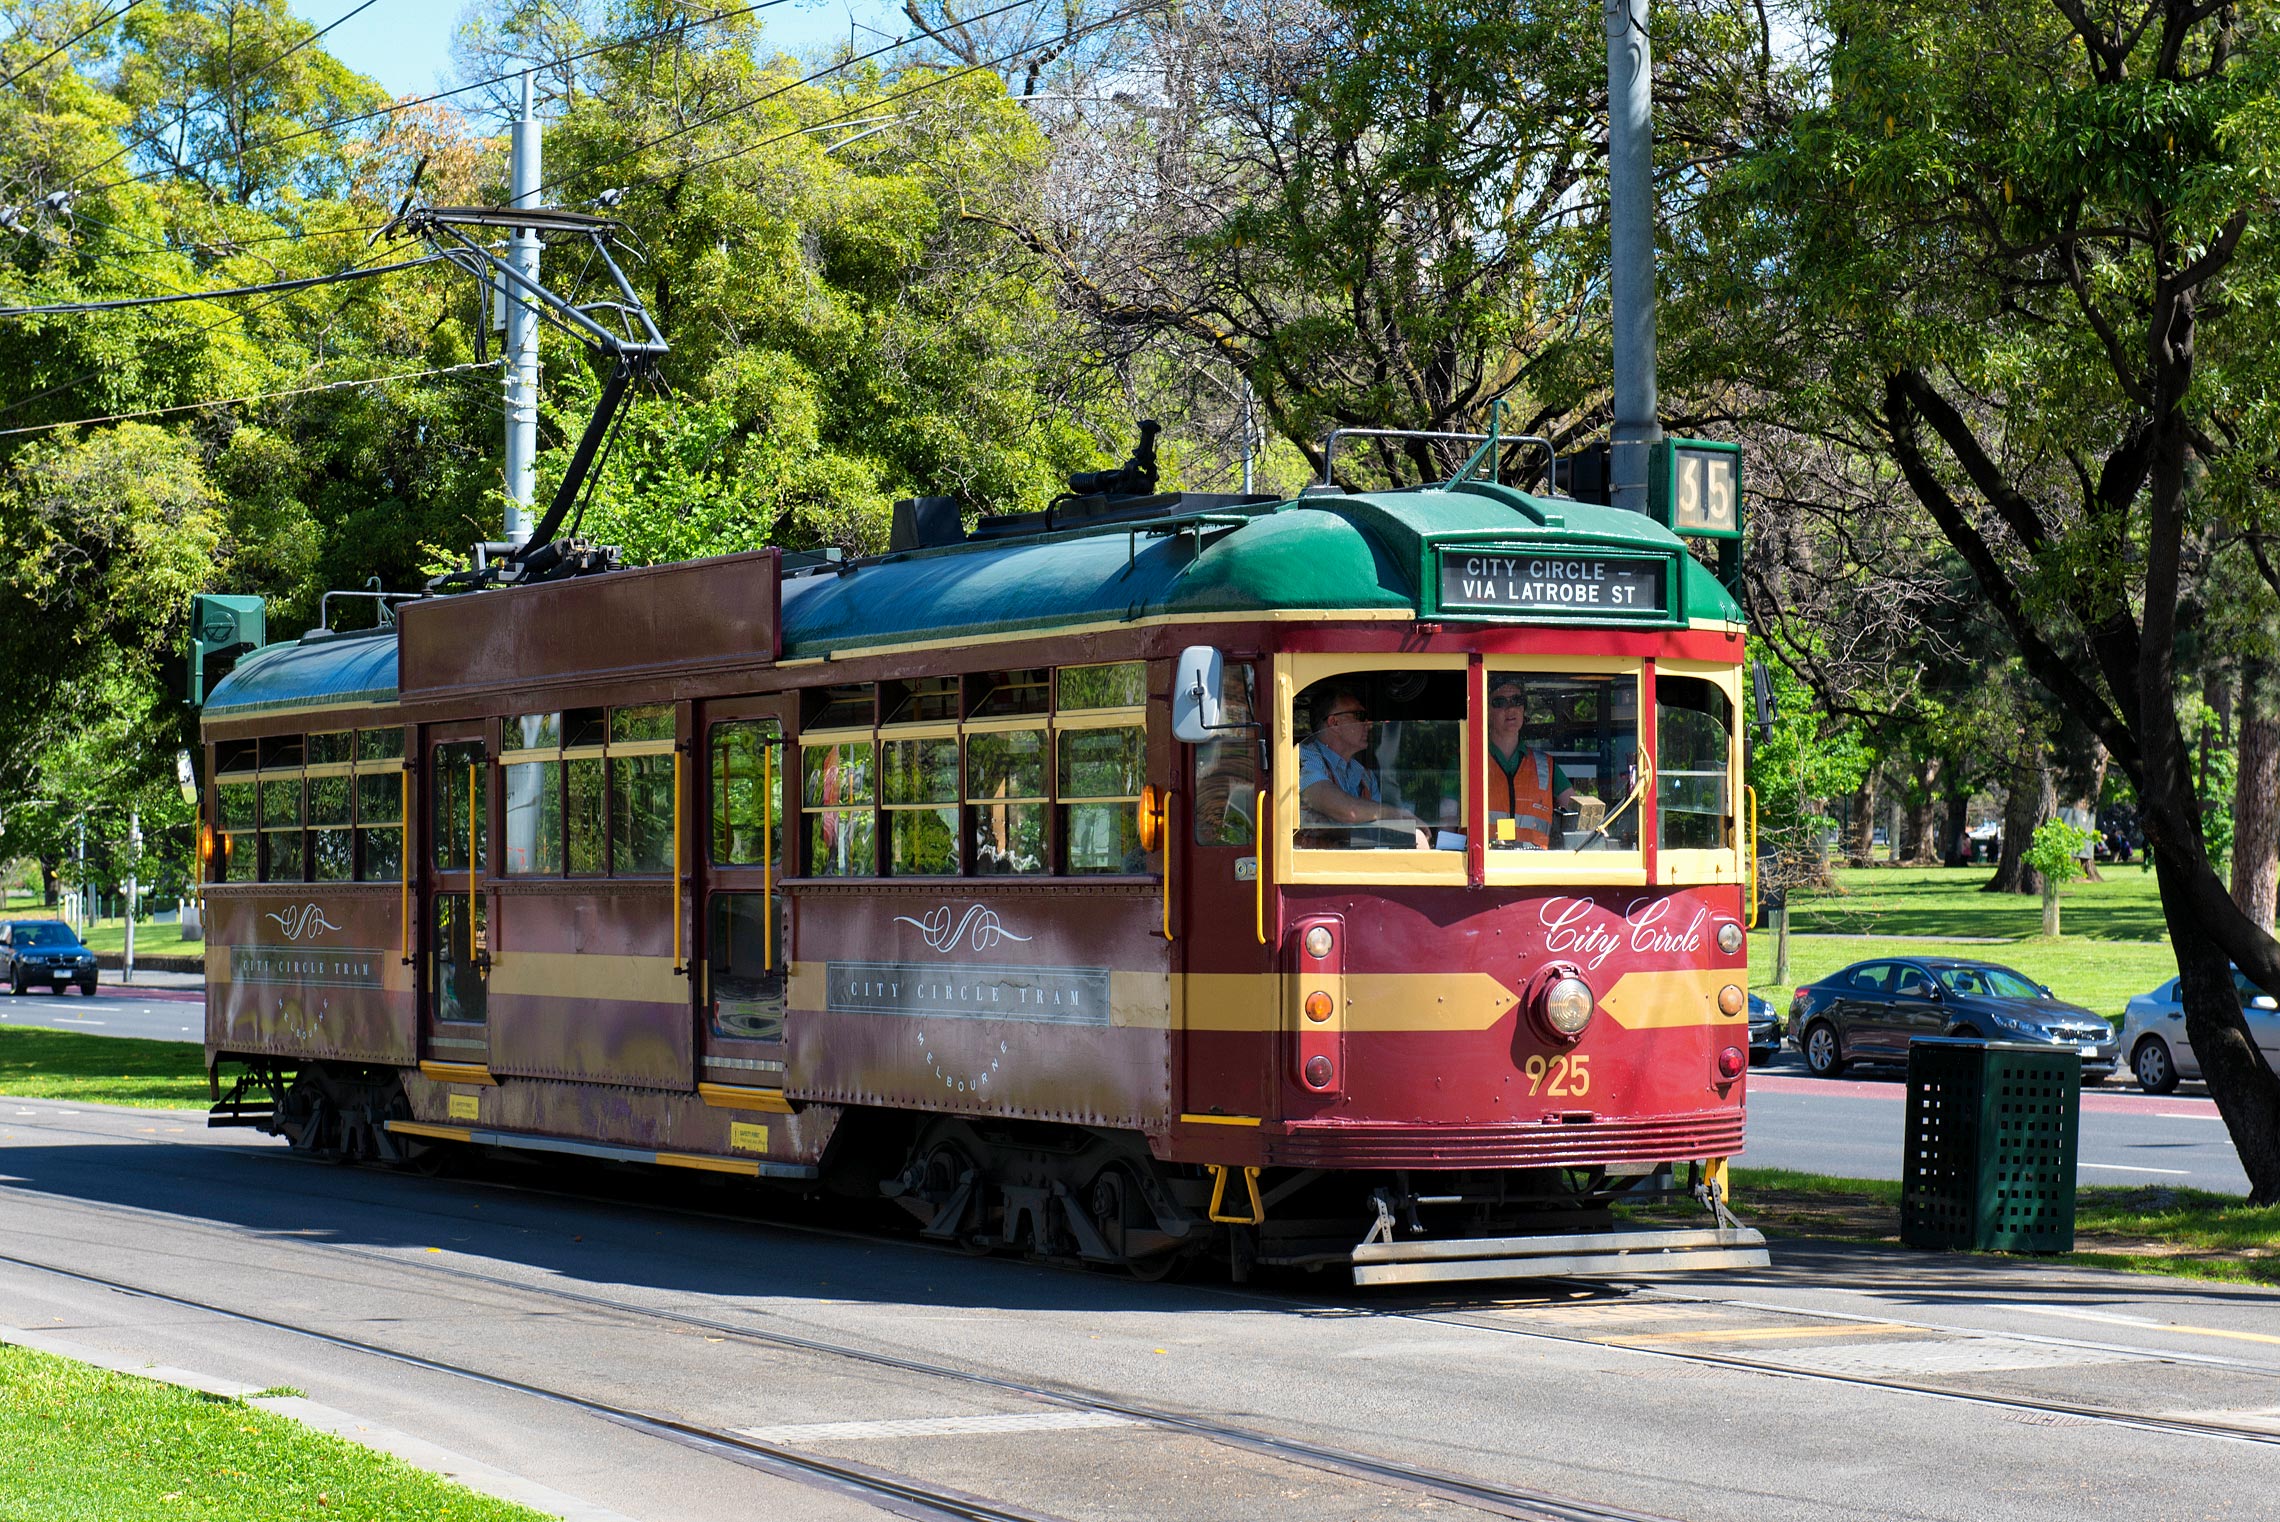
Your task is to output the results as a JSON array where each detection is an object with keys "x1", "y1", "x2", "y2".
[
  {"x1": 0, "y1": 983, "x2": 204, "y2": 1041},
  {"x1": 7, "y1": 1100, "x2": 2280, "y2": 1522},
  {"x1": 1742, "y1": 1050, "x2": 2252, "y2": 1193}
]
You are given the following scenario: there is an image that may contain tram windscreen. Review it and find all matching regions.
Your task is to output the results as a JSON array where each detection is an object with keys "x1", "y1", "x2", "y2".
[
  {"x1": 1484, "y1": 673, "x2": 1640, "y2": 854},
  {"x1": 1294, "y1": 671, "x2": 1466, "y2": 850}
]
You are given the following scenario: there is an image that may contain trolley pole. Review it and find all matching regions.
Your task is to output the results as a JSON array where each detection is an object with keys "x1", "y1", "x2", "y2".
[
  {"x1": 503, "y1": 70, "x2": 543, "y2": 547},
  {"x1": 1605, "y1": 0, "x2": 1661, "y2": 514}
]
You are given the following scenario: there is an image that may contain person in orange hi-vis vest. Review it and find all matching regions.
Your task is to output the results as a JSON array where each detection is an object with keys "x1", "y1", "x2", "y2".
[{"x1": 1486, "y1": 675, "x2": 1581, "y2": 848}]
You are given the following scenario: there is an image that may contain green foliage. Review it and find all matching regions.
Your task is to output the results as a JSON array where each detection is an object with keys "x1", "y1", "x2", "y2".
[
  {"x1": 2025, "y1": 818, "x2": 2093, "y2": 887},
  {"x1": 1746, "y1": 658, "x2": 1869, "y2": 875}
]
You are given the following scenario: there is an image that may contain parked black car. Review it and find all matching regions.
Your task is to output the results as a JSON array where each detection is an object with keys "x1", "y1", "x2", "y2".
[
  {"x1": 1786, "y1": 957, "x2": 2118, "y2": 1080},
  {"x1": 2, "y1": 919, "x2": 99, "y2": 996},
  {"x1": 1747, "y1": 993, "x2": 1781, "y2": 1066}
]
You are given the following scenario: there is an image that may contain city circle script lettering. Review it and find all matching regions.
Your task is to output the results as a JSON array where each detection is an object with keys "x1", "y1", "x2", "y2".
[
  {"x1": 1539, "y1": 896, "x2": 1708, "y2": 971},
  {"x1": 1439, "y1": 552, "x2": 1666, "y2": 616}
]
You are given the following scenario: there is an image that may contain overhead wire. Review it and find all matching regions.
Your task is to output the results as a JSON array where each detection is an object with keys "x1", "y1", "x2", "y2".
[
  {"x1": 0, "y1": 0, "x2": 141, "y2": 92},
  {"x1": 0, "y1": 254, "x2": 443, "y2": 318},
  {"x1": 0, "y1": 356, "x2": 504, "y2": 439}
]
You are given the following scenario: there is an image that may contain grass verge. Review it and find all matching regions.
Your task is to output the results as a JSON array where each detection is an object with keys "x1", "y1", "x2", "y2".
[
  {"x1": 0, "y1": 1027, "x2": 207, "y2": 1109},
  {"x1": 1722, "y1": 1167, "x2": 2280, "y2": 1287},
  {"x1": 1745, "y1": 933, "x2": 2177, "y2": 1019},
  {"x1": 0, "y1": 1341, "x2": 547, "y2": 1521}
]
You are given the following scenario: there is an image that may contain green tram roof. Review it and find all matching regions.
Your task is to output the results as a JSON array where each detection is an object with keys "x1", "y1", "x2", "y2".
[{"x1": 199, "y1": 484, "x2": 1742, "y2": 720}]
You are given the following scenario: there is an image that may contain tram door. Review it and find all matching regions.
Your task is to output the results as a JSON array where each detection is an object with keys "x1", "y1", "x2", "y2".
[
  {"x1": 695, "y1": 698, "x2": 792, "y2": 1091},
  {"x1": 1181, "y1": 658, "x2": 1275, "y2": 1118},
  {"x1": 423, "y1": 728, "x2": 491, "y2": 1058}
]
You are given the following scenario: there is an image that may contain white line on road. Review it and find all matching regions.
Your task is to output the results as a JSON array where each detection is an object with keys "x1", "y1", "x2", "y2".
[
  {"x1": 2079, "y1": 1163, "x2": 2190, "y2": 1175},
  {"x1": 2158, "y1": 1113, "x2": 2226, "y2": 1122}
]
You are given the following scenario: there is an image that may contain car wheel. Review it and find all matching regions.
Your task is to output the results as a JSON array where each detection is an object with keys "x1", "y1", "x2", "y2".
[
  {"x1": 1804, "y1": 1022, "x2": 1846, "y2": 1077},
  {"x1": 7, "y1": 975, "x2": 22, "y2": 997},
  {"x1": 76, "y1": 979, "x2": 97, "y2": 996},
  {"x1": 2133, "y1": 1037, "x2": 2179, "y2": 1095},
  {"x1": 1949, "y1": 1024, "x2": 1984, "y2": 1039}
]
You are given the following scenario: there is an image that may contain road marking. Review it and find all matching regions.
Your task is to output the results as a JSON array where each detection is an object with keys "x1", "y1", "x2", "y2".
[
  {"x1": 739, "y1": 1412, "x2": 1137, "y2": 1443},
  {"x1": 2079, "y1": 1163, "x2": 2190, "y2": 1175},
  {"x1": 1612, "y1": 1322, "x2": 1915, "y2": 1345},
  {"x1": 2158, "y1": 1113, "x2": 2226, "y2": 1122},
  {"x1": 2009, "y1": 1306, "x2": 2280, "y2": 1349},
  {"x1": 1757, "y1": 1339, "x2": 2138, "y2": 1376}
]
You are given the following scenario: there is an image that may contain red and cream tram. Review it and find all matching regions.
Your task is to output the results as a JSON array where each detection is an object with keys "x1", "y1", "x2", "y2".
[{"x1": 196, "y1": 444, "x2": 1766, "y2": 1284}]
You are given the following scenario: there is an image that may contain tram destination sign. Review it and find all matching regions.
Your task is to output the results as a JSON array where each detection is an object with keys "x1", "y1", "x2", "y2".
[{"x1": 1435, "y1": 548, "x2": 1670, "y2": 621}]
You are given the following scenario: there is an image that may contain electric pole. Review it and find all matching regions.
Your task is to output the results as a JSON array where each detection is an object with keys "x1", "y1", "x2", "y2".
[
  {"x1": 123, "y1": 809, "x2": 139, "y2": 985},
  {"x1": 504, "y1": 70, "x2": 543, "y2": 546},
  {"x1": 1605, "y1": 0, "x2": 1661, "y2": 513}
]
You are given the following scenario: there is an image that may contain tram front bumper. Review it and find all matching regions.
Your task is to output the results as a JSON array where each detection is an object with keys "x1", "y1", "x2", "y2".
[{"x1": 1348, "y1": 1224, "x2": 1770, "y2": 1287}]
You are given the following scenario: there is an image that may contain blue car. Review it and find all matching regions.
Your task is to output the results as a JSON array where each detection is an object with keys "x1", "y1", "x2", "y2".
[{"x1": 2, "y1": 920, "x2": 99, "y2": 996}]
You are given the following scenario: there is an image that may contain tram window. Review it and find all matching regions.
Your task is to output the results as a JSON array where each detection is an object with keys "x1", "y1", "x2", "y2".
[
  {"x1": 215, "y1": 738, "x2": 258, "y2": 774},
  {"x1": 1293, "y1": 671, "x2": 1465, "y2": 851},
  {"x1": 1194, "y1": 664, "x2": 1257, "y2": 847},
  {"x1": 707, "y1": 893, "x2": 784, "y2": 1044},
  {"x1": 610, "y1": 753, "x2": 675, "y2": 873},
  {"x1": 1482, "y1": 673, "x2": 1639, "y2": 854},
  {"x1": 503, "y1": 713, "x2": 559, "y2": 753},
  {"x1": 433, "y1": 893, "x2": 486, "y2": 1025},
  {"x1": 711, "y1": 721, "x2": 783, "y2": 866},
  {"x1": 214, "y1": 778, "x2": 258, "y2": 883},
  {"x1": 258, "y1": 734, "x2": 304, "y2": 770},
  {"x1": 358, "y1": 772, "x2": 404, "y2": 882},
  {"x1": 967, "y1": 668, "x2": 1049, "y2": 719},
  {"x1": 882, "y1": 736, "x2": 960, "y2": 874},
  {"x1": 503, "y1": 759, "x2": 564, "y2": 874},
  {"x1": 260, "y1": 774, "x2": 304, "y2": 881},
  {"x1": 805, "y1": 684, "x2": 875, "y2": 730},
  {"x1": 1060, "y1": 723, "x2": 1148, "y2": 873},
  {"x1": 802, "y1": 742, "x2": 876, "y2": 876},
  {"x1": 882, "y1": 676, "x2": 960, "y2": 726},
  {"x1": 357, "y1": 727, "x2": 404, "y2": 763},
  {"x1": 611, "y1": 704, "x2": 675, "y2": 744},
  {"x1": 308, "y1": 731, "x2": 353, "y2": 766},
  {"x1": 968, "y1": 727, "x2": 1047, "y2": 874},
  {"x1": 1059, "y1": 662, "x2": 1146, "y2": 711},
  {"x1": 1656, "y1": 675, "x2": 1734, "y2": 851},
  {"x1": 566, "y1": 757, "x2": 605, "y2": 874},
  {"x1": 432, "y1": 743, "x2": 490, "y2": 873},
  {"x1": 309, "y1": 775, "x2": 354, "y2": 881}
]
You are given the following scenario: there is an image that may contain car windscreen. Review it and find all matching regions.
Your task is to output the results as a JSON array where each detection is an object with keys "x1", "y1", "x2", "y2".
[
  {"x1": 1936, "y1": 965, "x2": 2040, "y2": 999},
  {"x1": 11, "y1": 923, "x2": 78, "y2": 947}
]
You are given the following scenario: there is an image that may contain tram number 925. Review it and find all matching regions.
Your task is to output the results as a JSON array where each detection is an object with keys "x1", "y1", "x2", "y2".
[{"x1": 1522, "y1": 1053, "x2": 1592, "y2": 1097}]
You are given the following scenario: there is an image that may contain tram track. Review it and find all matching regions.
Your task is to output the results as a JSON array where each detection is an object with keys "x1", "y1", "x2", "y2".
[{"x1": 9, "y1": 1107, "x2": 2280, "y2": 1513}]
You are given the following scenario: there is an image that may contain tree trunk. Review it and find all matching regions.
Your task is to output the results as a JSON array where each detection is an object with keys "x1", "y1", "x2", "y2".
[
  {"x1": 1901, "y1": 757, "x2": 1939, "y2": 863},
  {"x1": 39, "y1": 857, "x2": 57, "y2": 907},
  {"x1": 2154, "y1": 849, "x2": 2280, "y2": 1206},
  {"x1": 1940, "y1": 783, "x2": 1973, "y2": 867},
  {"x1": 1844, "y1": 770, "x2": 1879, "y2": 866},
  {"x1": 2041, "y1": 879, "x2": 2060, "y2": 937},
  {"x1": 2232, "y1": 657, "x2": 2280, "y2": 930},
  {"x1": 1985, "y1": 755, "x2": 2051, "y2": 895}
]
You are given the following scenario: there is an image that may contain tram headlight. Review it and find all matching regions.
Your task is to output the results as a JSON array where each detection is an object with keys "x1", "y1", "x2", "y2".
[
  {"x1": 1541, "y1": 976, "x2": 1595, "y2": 1040},
  {"x1": 1304, "y1": 925, "x2": 1334, "y2": 959},
  {"x1": 1716, "y1": 922, "x2": 1744, "y2": 955}
]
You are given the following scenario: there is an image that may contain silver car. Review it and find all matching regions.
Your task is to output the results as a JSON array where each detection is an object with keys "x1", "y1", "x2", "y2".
[{"x1": 2117, "y1": 969, "x2": 2280, "y2": 1093}]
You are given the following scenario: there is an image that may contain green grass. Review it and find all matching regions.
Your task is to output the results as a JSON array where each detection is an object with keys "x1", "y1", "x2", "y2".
[
  {"x1": 0, "y1": 1341, "x2": 548, "y2": 1521},
  {"x1": 1725, "y1": 1167, "x2": 2280, "y2": 1287},
  {"x1": 1751, "y1": 865, "x2": 2182, "y2": 1018},
  {"x1": 0, "y1": 1028, "x2": 208, "y2": 1109}
]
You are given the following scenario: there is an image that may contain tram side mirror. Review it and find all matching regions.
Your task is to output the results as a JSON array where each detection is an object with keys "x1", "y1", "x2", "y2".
[
  {"x1": 1172, "y1": 645, "x2": 1227, "y2": 743},
  {"x1": 1751, "y1": 661, "x2": 1775, "y2": 741}
]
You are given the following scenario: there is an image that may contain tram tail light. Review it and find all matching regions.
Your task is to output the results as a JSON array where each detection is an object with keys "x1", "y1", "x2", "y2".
[
  {"x1": 1718, "y1": 1046, "x2": 1746, "y2": 1080},
  {"x1": 1292, "y1": 913, "x2": 1345, "y2": 1099}
]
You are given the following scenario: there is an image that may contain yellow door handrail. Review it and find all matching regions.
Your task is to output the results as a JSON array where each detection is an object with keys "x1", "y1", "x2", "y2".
[
  {"x1": 672, "y1": 747, "x2": 685, "y2": 975},
  {"x1": 399, "y1": 768, "x2": 411, "y2": 965},
  {"x1": 761, "y1": 741, "x2": 774, "y2": 972},
  {"x1": 466, "y1": 761, "x2": 480, "y2": 975},
  {"x1": 1746, "y1": 784, "x2": 1760, "y2": 924},
  {"x1": 1254, "y1": 788, "x2": 1269, "y2": 946}
]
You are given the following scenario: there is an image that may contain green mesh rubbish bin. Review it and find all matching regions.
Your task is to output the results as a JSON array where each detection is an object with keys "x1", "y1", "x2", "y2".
[{"x1": 1902, "y1": 1037, "x2": 2080, "y2": 1253}]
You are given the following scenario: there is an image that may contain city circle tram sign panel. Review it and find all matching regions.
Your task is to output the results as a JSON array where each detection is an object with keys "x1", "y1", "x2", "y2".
[{"x1": 1433, "y1": 545, "x2": 1675, "y2": 625}]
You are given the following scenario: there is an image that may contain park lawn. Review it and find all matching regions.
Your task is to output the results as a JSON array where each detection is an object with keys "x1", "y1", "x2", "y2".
[
  {"x1": 1785, "y1": 864, "x2": 2169, "y2": 942},
  {"x1": 1723, "y1": 1168, "x2": 2280, "y2": 1286},
  {"x1": 0, "y1": 1341, "x2": 546, "y2": 1522},
  {"x1": 0, "y1": 1028, "x2": 208, "y2": 1109},
  {"x1": 1747, "y1": 932, "x2": 2176, "y2": 1020}
]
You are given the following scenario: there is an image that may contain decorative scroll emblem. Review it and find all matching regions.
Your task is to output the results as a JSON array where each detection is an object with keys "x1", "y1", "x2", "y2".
[
  {"x1": 892, "y1": 904, "x2": 1032, "y2": 955},
  {"x1": 265, "y1": 904, "x2": 342, "y2": 942}
]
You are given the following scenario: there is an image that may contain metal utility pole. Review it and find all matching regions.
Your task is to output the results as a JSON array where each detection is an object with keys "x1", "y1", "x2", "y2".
[
  {"x1": 503, "y1": 71, "x2": 544, "y2": 546},
  {"x1": 1605, "y1": 0, "x2": 1661, "y2": 513},
  {"x1": 123, "y1": 809, "x2": 139, "y2": 984},
  {"x1": 1240, "y1": 379, "x2": 1258, "y2": 494}
]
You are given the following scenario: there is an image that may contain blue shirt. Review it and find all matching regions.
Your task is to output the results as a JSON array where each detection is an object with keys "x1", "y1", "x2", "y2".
[{"x1": 1299, "y1": 740, "x2": 1378, "y2": 803}]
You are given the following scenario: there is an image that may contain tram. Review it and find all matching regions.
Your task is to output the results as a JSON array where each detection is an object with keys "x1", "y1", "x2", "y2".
[{"x1": 193, "y1": 434, "x2": 1767, "y2": 1284}]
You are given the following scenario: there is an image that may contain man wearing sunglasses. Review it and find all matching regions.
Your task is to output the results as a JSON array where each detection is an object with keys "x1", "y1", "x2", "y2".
[
  {"x1": 1298, "y1": 686, "x2": 1427, "y2": 846},
  {"x1": 1487, "y1": 677, "x2": 1581, "y2": 849}
]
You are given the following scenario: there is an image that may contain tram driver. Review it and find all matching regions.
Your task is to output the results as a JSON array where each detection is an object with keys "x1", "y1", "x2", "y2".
[
  {"x1": 1298, "y1": 685, "x2": 1431, "y2": 848},
  {"x1": 1486, "y1": 676, "x2": 1590, "y2": 850}
]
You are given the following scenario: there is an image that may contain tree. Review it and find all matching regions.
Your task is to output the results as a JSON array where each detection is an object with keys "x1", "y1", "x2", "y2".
[{"x1": 1710, "y1": 0, "x2": 2280, "y2": 1198}]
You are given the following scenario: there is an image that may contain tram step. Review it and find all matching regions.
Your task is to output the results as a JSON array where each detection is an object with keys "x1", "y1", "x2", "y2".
[{"x1": 1349, "y1": 1225, "x2": 1770, "y2": 1286}]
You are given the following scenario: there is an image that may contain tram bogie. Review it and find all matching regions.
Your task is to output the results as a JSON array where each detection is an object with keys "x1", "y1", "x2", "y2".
[{"x1": 195, "y1": 467, "x2": 1768, "y2": 1283}]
